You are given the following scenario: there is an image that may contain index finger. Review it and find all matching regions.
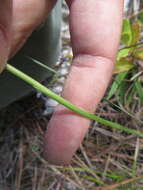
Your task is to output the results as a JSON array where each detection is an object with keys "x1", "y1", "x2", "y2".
[{"x1": 44, "y1": 0, "x2": 124, "y2": 165}]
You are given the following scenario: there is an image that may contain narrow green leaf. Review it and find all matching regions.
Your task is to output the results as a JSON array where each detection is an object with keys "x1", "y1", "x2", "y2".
[
  {"x1": 107, "y1": 72, "x2": 127, "y2": 100},
  {"x1": 6, "y1": 64, "x2": 143, "y2": 138},
  {"x1": 26, "y1": 56, "x2": 58, "y2": 75},
  {"x1": 135, "y1": 80, "x2": 143, "y2": 104},
  {"x1": 105, "y1": 99, "x2": 143, "y2": 124}
]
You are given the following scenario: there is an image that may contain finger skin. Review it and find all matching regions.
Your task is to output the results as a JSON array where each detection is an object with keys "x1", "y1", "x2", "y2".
[
  {"x1": 11, "y1": 0, "x2": 57, "y2": 57},
  {"x1": 0, "y1": 0, "x2": 12, "y2": 72},
  {"x1": 44, "y1": 0, "x2": 124, "y2": 165}
]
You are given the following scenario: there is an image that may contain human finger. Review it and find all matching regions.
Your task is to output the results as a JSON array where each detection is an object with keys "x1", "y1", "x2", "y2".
[
  {"x1": 0, "y1": 0, "x2": 12, "y2": 72},
  {"x1": 44, "y1": 0, "x2": 124, "y2": 165},
  {"x1": 10, "y1": 0, "x2": 57, "y2": 57}
]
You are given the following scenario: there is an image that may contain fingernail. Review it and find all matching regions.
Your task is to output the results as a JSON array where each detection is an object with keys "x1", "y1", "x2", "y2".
[{"x1": 0, "y1": 27, "x2": 9, "y2": 73}]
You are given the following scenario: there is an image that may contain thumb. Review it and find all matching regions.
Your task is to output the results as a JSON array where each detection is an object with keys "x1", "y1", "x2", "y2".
[{"x1": 0, "y1": 0, "x2": 12, "y2": 73}]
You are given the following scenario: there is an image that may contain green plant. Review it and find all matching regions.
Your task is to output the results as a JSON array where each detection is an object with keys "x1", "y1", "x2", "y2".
[
  {"x1": 6, "y1": 63, "x2": 143, "y2": 137},
  {"x1": 108, "y1": 16, "x2": 143, "y2": 103}
]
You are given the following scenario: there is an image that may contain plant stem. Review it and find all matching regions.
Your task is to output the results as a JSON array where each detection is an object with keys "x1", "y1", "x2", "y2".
[{"x1": 6, "y1": 63, "x2": 143, "y2": 138}]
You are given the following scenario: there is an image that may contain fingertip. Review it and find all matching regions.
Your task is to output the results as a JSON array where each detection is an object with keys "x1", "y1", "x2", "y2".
[{"x1": 44, "y1": 106, "x2": 90, "y2": 165}]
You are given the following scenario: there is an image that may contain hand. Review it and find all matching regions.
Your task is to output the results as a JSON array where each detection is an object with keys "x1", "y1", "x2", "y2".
[
  {"x1": 0, "y1": 0, "x2": 124, "y2": 165},
  {"x1": 44, "y1": 0, "x2": 124, "y2": 165},
  {"x1": 0, "y1": 0, "x2": 56, "y2": 72},
  {"x1": 0, "y1": 0, "x2": 11, "y2": 72}
]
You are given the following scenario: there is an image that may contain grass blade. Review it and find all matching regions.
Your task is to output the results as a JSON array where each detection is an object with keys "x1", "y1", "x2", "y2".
[
  {"x1": 6, "y1": 64, "x2": 143, "y2": 138},
  {"x1": 26, "y1": 56, "x2": 58, "y2": 75}
]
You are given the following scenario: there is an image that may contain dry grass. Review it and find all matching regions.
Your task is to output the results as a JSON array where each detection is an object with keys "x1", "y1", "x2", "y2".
[{"x1": 0, "y1": 94, "x2": 143, "y2": 190}]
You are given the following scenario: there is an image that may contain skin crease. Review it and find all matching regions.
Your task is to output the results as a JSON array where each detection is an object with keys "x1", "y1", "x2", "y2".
[
  {"x1": 44, "y1": 0, "x2": 124, "y2": 165},
  {"x1": 0, "y1": 0, "x2": 124, "y2": 165}
]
